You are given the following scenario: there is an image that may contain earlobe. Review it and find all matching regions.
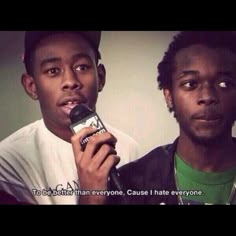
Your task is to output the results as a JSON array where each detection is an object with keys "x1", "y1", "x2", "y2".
[
  {"x1": 97, "y1": 64, "x2": 106, "y2": 92},
  {"x1": 98, "y1": 84, "x2": 103, "y2": 92},
  {"x1": 21, "y1": 73, "x2": 38, "y2": 100},
  {"x1": 163, "y1": 89, "x2": 173, "y2": 109}
]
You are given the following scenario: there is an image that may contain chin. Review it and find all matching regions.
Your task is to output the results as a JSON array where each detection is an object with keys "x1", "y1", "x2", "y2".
[
  {"x1": 54, "y1": 117, "x2": 71, "y2": 130},
  {"x1": 191, "y1": 132, "x2": 224, "y2": 146},
  {"x1": 62, "y1": 119, "x2": 71, "y2": 128}
]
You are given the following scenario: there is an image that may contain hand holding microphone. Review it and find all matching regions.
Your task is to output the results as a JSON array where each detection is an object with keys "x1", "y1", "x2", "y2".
[{"x1": 70, "y1": 104, "x2": 124, "y2": 204}]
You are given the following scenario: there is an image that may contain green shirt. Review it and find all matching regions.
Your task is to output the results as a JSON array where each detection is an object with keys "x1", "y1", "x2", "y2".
[{"x1": 175, "y1": 153, "x2": 236, "y2": 205}]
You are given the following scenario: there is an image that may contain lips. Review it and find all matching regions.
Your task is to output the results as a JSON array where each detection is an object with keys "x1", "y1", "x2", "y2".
[
  {"x1": 59, "y1": 97, "x2": 83, "y2": 116},
  {"x1": 192, "y1": 112, "x2": 223, "y2": 122}
]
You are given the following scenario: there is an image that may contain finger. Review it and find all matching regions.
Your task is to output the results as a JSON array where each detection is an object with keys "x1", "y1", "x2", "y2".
[
  {"x1": 71, "y1": 126, "x2": 97, "y2": 163},
  {"x1": 90, "y1": 144, "x2": 117, "y2": 170},
  {"x1": 83, "y1": 132, "x2": 117, "y2": 161},
  {"x1": 99, "y1": 154, "x2": 121, "y2": 177}
]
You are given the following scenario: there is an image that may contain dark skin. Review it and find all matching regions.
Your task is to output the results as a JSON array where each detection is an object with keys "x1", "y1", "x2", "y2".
[
  {"x1": 71, "y1": 127, "x2": 119, "y2": 204},
  {"x1": 164, "y1": 44, "x2": 236, "y2": 172},
  {"x1": 22, "y1": 33, "x2": 105, "y2": 143},
  {"x1": 21, "y1": 33, "x2": 119, "y2": 204}
]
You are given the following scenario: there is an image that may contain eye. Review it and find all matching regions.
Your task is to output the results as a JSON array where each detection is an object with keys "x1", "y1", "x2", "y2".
[
  {"x1": 218, "y1": 80, "x2": 236, "y2": 89},
  {"x1": 46, "y1": 67, "x2": 60, "y2": 77},
  {"x1": 74, "y1": 64, "x2": 89, "y2": 72},
  {"x1": 181, "y1": 80, "x2": 198, "y2": 89},
  {"x1": 219, "y1": 81, "x2": 227, "y2": 88}
]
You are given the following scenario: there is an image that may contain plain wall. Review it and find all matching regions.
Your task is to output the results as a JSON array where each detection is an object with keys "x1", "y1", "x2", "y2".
[{"x1": 1, "y1": 31, "x2": 235, "y2": 157}]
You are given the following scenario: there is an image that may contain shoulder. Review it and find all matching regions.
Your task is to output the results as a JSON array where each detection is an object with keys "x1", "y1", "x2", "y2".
[
  {"x1": 0, "y1": 121, "x2": 44, "y2": 200},
  {"x1": 118, "y1": 142, "x2": 176, "y2": 189},
  {"x1": 0, "y1": 119, "x2": 45, "y2": 164},
  {"x1": 112, "y1": 140, "x2": 178, "y2": 204},
  {"x1": 0, "y1": 120, "x2": 43, "y2": 147},
  {"x1": 119, "y1": 144, "x2": 172, "y2": 173}
]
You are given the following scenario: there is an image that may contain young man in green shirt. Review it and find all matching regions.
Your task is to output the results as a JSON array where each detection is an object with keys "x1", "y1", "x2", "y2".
[
  {"x1": 75, "y1": 31, "x2": 236, "y2": 205},
  {"x1": 116, "y1": 31, "x2": 236, "y2": 205}
]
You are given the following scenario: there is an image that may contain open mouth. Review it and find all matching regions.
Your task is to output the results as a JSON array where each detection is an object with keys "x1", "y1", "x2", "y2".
[{"x1": 61, "y1": 100, "x2": 81, "y2": 116}]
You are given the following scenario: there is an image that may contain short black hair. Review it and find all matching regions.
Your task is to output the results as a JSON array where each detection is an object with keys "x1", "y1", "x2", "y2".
[
  {"x1": 157, "y1": 31, "x2": 236, "y2": 91},
  {"x1": 24, "y1": 31, "x2": 102, "y2": 76}
]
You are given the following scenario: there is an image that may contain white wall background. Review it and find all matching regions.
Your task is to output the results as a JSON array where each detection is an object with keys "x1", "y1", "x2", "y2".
[{"x1": 1, "y1": 31, "x2": 235, "y2": 157}]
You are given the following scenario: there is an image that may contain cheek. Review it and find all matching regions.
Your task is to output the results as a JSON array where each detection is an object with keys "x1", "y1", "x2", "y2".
[
  {"x1": 36, "y1": 85, "x2": 57, "y2": 109},
  {"x1": 37, "y1": 86, "x2": 54, "y2": 100},
  {"x1": 172, "y1": 93, "x2": 196, "y2": 123},
  {"x1": 87, "y1": 88, "x2": 99, "y2": 104},
  {"x1": 83, "y1": 82, "x2": 99, "y2": 108},
  {"x1": 173, "y1": 92, "x2": 193, "y2": 112},
  {"x1": 221, "y1": 94, "x2": 236, "y2": 115},
  {"x1": 226, "y1": 101, "x2": 236, "y2": 120}
]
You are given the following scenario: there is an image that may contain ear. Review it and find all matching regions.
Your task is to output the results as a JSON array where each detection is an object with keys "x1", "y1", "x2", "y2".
[
  {"x1": 163, "y1": 88, "x2": 173, "y2": 110},
  {"x1": 97, "y1": 64, "x2": 106, "y2": 92},
  {"x1": 21, "y1": 73, "x2": 38, "y2": 100}
]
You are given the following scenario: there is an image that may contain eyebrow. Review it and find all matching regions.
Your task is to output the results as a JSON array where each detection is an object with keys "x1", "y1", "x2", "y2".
[
  {"x1": 218, "y1": 71, "x2": 234, "y2": 77},
  {"x1": 40, "y1": 53, "x2": 93, "y2": 68},
  {"x1": 178, "y1": 70, "x2": 199, "y2": 79},
  {"x1": 178, "y1": 70, "x2": 234, "y2": 79},
  {"x1": 72, "y1": 53, "x2": 93, "y2": 63}
]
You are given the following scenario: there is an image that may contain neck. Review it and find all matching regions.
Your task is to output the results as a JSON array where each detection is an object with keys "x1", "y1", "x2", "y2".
[
  {"x1": 43, "y1": 120, "x2": 72, "y2": 143},
  {"x1": 177, "y1": 132, "x2": 236, "y2": 172},
  {"x1": 51, "y1": 128, "x2": 72, "y2": 143}
]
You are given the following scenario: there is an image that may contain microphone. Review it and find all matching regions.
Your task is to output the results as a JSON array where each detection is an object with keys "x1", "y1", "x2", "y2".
[{"x1": 69, "y1": 104, "x2": 124, "y2": 193}]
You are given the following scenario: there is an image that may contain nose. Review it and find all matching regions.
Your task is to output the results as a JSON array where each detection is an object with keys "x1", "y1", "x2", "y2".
[
  {"x1": 61, "y1": 69, "x2": 81, "y2": 91},
  {"x1": 197, "y1": 84, "x2": 219, "y2": 106}
]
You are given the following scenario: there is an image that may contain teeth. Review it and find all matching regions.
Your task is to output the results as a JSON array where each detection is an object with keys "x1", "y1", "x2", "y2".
[{"x1": 66, "y1": 101, "x2": 78, "y2": 105}]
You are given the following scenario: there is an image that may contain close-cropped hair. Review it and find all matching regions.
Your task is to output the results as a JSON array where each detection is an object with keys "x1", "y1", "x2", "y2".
[{"x1": 157, "y1": 31, "x2": 236, "y2": 91}]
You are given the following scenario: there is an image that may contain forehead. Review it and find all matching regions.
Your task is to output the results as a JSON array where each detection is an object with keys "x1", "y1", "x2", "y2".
[
  {"x1": 34, "y1": 32, "x2": 94, "y2": 60},
  {"x1": 174, "y1": 44, "x2": 236, "y2": 69}
]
